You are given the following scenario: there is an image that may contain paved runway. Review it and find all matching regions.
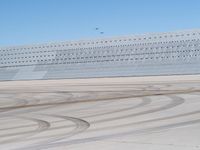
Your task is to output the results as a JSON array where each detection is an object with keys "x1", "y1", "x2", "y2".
[{"x1": 0, "y1": 75, "x2": 200, "y2": 150}]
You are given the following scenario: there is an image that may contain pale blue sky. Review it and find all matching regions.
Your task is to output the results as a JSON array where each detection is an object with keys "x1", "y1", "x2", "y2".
[{"x1": 0, "y1": 0, "x2": 200, "y2": 46}]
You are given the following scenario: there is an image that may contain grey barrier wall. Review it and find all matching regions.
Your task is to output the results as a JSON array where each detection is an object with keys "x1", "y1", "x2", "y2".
[{"x1": 0, "y1": 29, "x2": 200, "y2": 81}]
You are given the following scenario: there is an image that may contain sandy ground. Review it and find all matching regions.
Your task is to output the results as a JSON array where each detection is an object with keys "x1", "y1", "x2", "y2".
[{"x1": 0, "y1": 75, "x2": 200, "y2": 150}]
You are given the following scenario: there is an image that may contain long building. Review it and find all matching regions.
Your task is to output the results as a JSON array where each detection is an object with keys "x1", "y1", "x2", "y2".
[{"x1": 0, "y1": 29, "x2": 200, "y2": 81}]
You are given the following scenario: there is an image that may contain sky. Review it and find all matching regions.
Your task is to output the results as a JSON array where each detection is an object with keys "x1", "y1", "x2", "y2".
[{"x1": 0, "y1": 0, "x2": 200, "y2": 46}]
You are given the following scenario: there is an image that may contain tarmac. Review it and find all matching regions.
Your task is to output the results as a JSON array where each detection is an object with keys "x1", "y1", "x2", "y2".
[{"x1": 0, "y1": 75, "x2": 200, "y2": 150}]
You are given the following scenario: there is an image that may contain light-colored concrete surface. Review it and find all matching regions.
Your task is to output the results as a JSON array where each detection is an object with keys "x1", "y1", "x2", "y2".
[{"x1": 0, "y1": 75, "x2": 200, "y2": 150}]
